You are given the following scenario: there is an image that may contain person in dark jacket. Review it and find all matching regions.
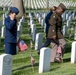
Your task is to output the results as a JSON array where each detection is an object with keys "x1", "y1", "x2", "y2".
[
  {"x1": 37, "y1": 6, "x2": 57, "y2": 55},
  {"x1": 4, "y1": 7, "x2": 19, "y2": 55},
  {"x1": 45, "y1": 6, "x2": 57, "y2": 37},
  {"x1": 39, "y1": 6, "x2": 57, "y2": 48}
]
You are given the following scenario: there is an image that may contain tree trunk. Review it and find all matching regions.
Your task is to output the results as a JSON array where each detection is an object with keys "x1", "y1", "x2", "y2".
[{"x1": 12, "y1": 0, "x2": 25, "y2": 18}]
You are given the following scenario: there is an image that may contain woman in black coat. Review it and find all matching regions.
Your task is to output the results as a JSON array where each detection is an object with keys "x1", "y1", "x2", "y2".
[{"x1": 4, "y1": 7, "x2": 19, "y2": 55}]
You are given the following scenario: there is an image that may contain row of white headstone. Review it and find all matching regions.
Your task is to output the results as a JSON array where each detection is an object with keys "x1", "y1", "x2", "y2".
[
  {"x1": 0, "y1": 0, "x2": 11, "y2": 7},
  {"x1": 25, "y1": 0, "x2": 47, "y2": 9},
  {"x1": 49, "y1": 0, "x2": 76, "y2": 8},
  {"x1": 31, "y1": 10, "x2": 76, "y2": 37},
  {"x1": 25, "y1": 0, "x2": 76, "y2": 9},
  {"x1": 0, "y1": 0, "x2": 76, "y2": 9},
  {"x1": 62, "y1": 10, "x2": 76, "y2": 38}
]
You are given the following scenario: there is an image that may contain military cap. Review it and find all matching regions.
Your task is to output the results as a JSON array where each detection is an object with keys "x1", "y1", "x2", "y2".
[
  {"x1": 10, "y1": 7, "x2": 19, "y2": 15},
  {"x1": 58, "y1": 3, "x2": 67, "y2": 12}
]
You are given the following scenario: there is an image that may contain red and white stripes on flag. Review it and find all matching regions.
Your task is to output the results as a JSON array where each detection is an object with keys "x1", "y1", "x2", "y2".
[{"x1": 30, "y1": 54, "x2": 35, "y2": 66}]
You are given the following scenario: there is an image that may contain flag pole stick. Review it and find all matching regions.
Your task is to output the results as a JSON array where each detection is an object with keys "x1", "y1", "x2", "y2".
[
  {"x1": 30, "y1": 40, "x2": 35, "y2": 73},
  {"x1": 32, "y1": 64, "x2": 34, "y2": 72}
]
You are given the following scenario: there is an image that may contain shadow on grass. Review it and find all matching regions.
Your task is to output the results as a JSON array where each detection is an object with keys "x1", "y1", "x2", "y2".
[
  {"x1": 12, "y1": 64, "x2": 32, "y2": 72},
  {"x1": 65, "y1": 43, "x2": 71, "y2": 54},
  {"x1": 63, "y1": 58, "x2": 70, "y2": 63},
  {"x1": 0, "y1": 49, "x2": 4, "y2": 54},
  {"x1": 0, "y1": 38, "x2": 5, "y2": 54},
  {"x1": 12, "y1": 63, "x2": 39, "y2": 72},
  {"x1": 50, "y1": 67, "x2": 60, "y2": 71}
]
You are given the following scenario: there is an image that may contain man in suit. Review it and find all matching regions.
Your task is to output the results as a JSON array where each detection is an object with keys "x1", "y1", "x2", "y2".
[{"x1": 4, "y1": 7, "x2": 19, "y2": 55}]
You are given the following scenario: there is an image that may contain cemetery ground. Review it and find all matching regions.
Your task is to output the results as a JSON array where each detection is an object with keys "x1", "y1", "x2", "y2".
[{"x1": 1, "y1": 11, "x2": 76, "y2": 75}]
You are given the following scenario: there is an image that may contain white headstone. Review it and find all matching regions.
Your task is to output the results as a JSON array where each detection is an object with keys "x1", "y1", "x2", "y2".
[
  {"x1": 71, "y1": 41, "x2": 76, "y2": 63},
  {"x1": 41, "y1": 19, "x2": 45, "y2": 27},
  {"x1": 72, "y1": 11, "x2": 76, "y2": 19},
  {"x1": 38, "y1": 17, "x2": 42, "y2": 24},
  {"x1": 62, "y1": 12, "x2": 66, "y2": 22},
  {"x1": 63, "y1": 25, "x2": 67, "y2": 36},
  {"x1": 36, "y1": 13, "x2": 40, "y2": 19},
  {"x1": 43, "y1": 13, "x2": 46, "y2": 19},
  {"x1": 18, "y1": 21, "x2": 22, "y2": 26},
  {"x1": 66, "y1": 13, "x2": 69, "y2": 20},
  {"x1": 35, "y1": 33, "x2": 43, "y2": 50},
  {"x1": 31, "y1": 24, "x2": 36, "y2": 41},
  {"x1": 17, "y1": 25, "x2": 22, "y2": 34},
  {"x1": 20, "y1": 19, "x2": 23, "y2": 24},
  {"x1": 30, "y1": 16, "x2": 33, "y2": 21},
  {"x1": 3, "y1": 7, "x2": 6, "y2": 11},
  {"x1": 39, "y1": 47, "x2": 51, "y2": 73},
  {"x1": 21, "y1": 16, "x2": 25, "y2": 22},
  {"x1": 0, "y1": 32, "x2": 1, "y2": 43},
  {"x1": 0, "y1": 54, "x2": 12, "y2": 75},
  {"x1": 3, "y1": 14, "x2": 5, "y2": 25},
  {"x1": 67, "y1": 20, "x2": 70, "y2": 28},
  {"x1": 1, "y1": 26, "x2": 5, "y2": 38},
  {"x1": 44, "y1": 23, "x2": 46, "y2": 33},
  {"x1": 5, "y1": 12, "x2": 8, "y2": 18},
  {"x1": 29, "y1": 12, "x2": 31, "y2": 17},
  {"x1": 30, "y1": 20, "x2": 34, "y2": 28},
  {"x1": 17, "y1": 31, "x2": 20, "y2": 39},
  {"x1": 74, "y1": 25, "x2": 76, "y2": 40},
  {"x1": 66, "y1": 11, "x2": 72, "y2": 20},
  {"x1": 69, "y1": 15, "x2": 72, "y2": 22}
]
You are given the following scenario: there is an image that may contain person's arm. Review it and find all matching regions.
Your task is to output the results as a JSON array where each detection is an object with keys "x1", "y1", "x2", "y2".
[
  {"x1": 5, "y1": 18, "x2": 16, "y2": 30},
  {"x1": 45, "y1": 12, "x2": 53, "y2": 25}
]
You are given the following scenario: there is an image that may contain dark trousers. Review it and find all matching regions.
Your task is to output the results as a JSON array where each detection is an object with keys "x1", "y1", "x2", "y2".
[
  {"x1": 42, "y1": 38, "x2": 51, "y2": 47},
  {"x1": 38, "y1": 38, "x2": 51, "y2": 54},
  {"x1": 5, "y1": 43, "x2": 17, "y2": 55}
]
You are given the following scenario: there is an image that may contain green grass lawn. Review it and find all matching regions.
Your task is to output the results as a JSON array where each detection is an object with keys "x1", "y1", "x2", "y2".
[{"x1": 0, "y1": 12, "x2": 76, "y2": 75}]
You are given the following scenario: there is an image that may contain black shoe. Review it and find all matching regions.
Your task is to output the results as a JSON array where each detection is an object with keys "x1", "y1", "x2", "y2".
[
  {"x1": 37, "y1": 51, "x2": 40, "y2": 55},
  {"x1": 54, "y1": 58, "x2": 61, "y2": 63}
]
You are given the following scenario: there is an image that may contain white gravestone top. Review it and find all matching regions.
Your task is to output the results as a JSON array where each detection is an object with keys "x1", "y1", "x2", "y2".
[
  {"x1": 0, "y1": 54, "x2": 12, "y2": 75},
  {"x1": 39, "y1": 47, "x2": 51, "y2": 73},
  {"x1": 71, "y1": 41, "x2": 76, "y2": 63}
]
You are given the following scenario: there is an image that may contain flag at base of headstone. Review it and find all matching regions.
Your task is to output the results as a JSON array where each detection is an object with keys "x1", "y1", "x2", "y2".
[
  {"x1": 30, "y1": 54, "x2": 35, "y2": 66},
  {"x1": 18, "y1": 40, "x2": 28, "y2": 52}
]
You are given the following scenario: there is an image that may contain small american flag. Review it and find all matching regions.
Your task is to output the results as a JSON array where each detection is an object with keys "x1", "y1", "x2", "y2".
[
  {"x1": 57, "y1": 46, "x2": 63, "y2": 63},
  {"x1": 30, "y1": 54, "x2": 35, "y2": 66},
  {"x1": 18, "y1": 40, "x2": 28, "y2": 52},
  {"x1": 57, "y1": 46, "x2": 62, "y2": 54}
]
